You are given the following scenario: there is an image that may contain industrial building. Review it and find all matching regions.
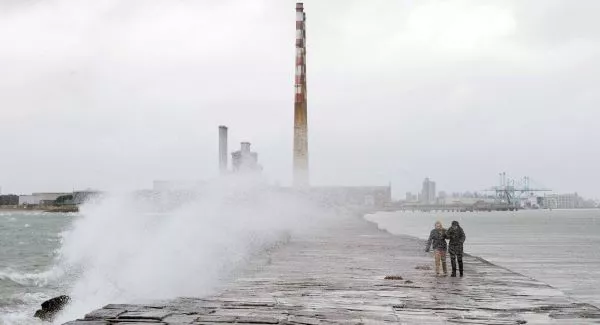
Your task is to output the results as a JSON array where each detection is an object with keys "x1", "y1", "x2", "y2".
[
  {"x1": 541, "y1": 193, "x2": 582, "y2": 209},
  {"x1": 309, "y1": 186, "x2": 392, "y2": 208},
  {"x1": 231, "y1": 142, "x2": 261, "y2": 173},
  {"x1": 0, "y1": 194, "x2": 19, "y2": 206},
  {"x1": 15, "y1": 191, "x2": 100, "y2": 207},
  {"x1": 19, "y1": 192, "x2": 70, "y2": 206},
  {"x1": 217, "y1": 126, "x2": 262, "y2": 175},
  {"x1": 153, "y1": 180, "x2": 204, "y2": 192},
  {"x1": 208, "y1": 4, "x2": 392, "y2": 209}
]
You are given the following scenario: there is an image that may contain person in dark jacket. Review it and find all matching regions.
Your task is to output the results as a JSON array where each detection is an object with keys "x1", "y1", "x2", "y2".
[
  {"x1": 446, "y1": 220, "x2": 466, "y2": 277},
  {"x1": 425, "y1": 221, "x2": 448, "y2": 276}
]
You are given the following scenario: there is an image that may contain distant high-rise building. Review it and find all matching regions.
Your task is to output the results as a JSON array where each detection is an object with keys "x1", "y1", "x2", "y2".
[
  {"x1": 421, "y1": 178, "x2": 436, "y2": 204},
  {"x1": 406, "y1": 192, "x2": 418, "y2": 202},
  {"x1": 421, "y1": 179, "x2": 429, "y2": 203},
  {"x1": 429, "y1": 181, "x2": 436, "y2": 203}
]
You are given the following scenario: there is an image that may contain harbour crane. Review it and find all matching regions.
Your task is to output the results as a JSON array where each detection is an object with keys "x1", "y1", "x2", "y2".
[{"x1": 485, "y1": 173, "x2": 552, "y2": 209}]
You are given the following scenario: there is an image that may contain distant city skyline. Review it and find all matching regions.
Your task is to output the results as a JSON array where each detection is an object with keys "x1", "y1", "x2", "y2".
[{"x1": 404, "y1": 176, "x2": 598, "y2": 208}]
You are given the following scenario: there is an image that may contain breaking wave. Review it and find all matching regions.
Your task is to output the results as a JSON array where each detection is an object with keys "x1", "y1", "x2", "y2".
[
  {"x1": 51, "y1": 175, "x2": 337, "y2": 324},
  {"x1": 0, "y1": 292, "x2": 51, "y2": 308},
  {"x1": 0, "y1": 269, "x2": 61, "y2": 288}
]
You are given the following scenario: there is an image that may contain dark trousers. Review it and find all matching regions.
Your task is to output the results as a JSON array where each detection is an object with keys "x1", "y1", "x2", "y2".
[{"x1": 449, "y1": 253, "x2": 463, "y2": 276}]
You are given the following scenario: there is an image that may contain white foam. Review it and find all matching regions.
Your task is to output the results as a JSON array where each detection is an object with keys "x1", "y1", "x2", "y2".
[
  {"x1": 0, "y1": 292, "x2": 51, "y2": 325},
  {"x1": 0, "y1": 268, "x2": 62, "y2": 287},
  {"x1": 53, "y1": 175, "x2": 338, "y2": 323},
  {"x1": 0, "y1": 311, "x2": 45, "y2": 325}
]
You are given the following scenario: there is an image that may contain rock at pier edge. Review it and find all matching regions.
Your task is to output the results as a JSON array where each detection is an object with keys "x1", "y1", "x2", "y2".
[
  {"x1": 35, "y1": 295, "x2": 71, "y2": 322},
  {"x1": 63, "y1": 215, "x2": 600, "y2": 324}
]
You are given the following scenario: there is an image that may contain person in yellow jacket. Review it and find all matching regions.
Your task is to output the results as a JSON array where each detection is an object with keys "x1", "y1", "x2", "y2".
[{"x1": 425, "y1": 221, "x2": 448, "y2": 276}]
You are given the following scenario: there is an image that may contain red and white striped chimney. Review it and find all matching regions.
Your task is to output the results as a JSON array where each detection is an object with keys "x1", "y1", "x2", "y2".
[{"x1": 293, "y1": 2, "x2": 309, "y2": 188}]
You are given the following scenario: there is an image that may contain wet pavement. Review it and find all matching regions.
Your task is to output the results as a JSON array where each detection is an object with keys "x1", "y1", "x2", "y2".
[{"x1": 64, "y1": 214, "x2": 600, "y2": 324}]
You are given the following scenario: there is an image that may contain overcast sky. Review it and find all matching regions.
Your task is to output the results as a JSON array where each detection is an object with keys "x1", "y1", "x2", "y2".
[{"x1": 0, "y1": 0, "x2": 598, "y2": 198}]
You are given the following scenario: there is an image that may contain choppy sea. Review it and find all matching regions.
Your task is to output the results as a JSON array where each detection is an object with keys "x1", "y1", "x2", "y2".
[{"x1": 0, "y1": 212, "x2": 73, "y2": 325}]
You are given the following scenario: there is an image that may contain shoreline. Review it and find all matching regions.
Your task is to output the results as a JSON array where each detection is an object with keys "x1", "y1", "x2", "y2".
[{"x1": 0, "y1": 206, "x2": 79, "y2": 213}]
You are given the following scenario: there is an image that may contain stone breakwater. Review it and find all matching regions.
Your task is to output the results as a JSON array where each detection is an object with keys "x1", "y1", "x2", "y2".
[{"x1": 64, "y1": 215, "x2": 600, "y2": 324}]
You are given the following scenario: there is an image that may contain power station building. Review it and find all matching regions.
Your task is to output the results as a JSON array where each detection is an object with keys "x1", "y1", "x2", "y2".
[
  {"x1": 210, "y1": 4, "x2": 392, "y2": 209},
  {"x1": 231, "y1": 142, "x2": 261, "y2": 173},
  {"x1": 291, "y1": 3, "x2": 390, "y2": 207},
  {"x1": 309, "y1": 186, "x2": 392, "y2": 208},
  {"x1": 217, "y1": 126, "x2": 261, "y2": 174}
]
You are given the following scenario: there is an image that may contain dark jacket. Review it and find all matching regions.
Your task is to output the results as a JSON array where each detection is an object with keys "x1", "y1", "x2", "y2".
[
  {"x1": 446, "y1": 224, "x2": 466, "y2": 255},
  {"x1": 426, "y1": 228, "x2": 447, "y2": 252}
]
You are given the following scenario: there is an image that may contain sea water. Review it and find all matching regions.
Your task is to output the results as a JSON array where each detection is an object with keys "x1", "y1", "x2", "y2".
[
  {"x1": 0, "y1": 212, "x2": 73, "y2": 324},
  {"x1": 366, "y1": 209, "x2": 600, "y2": 307}
]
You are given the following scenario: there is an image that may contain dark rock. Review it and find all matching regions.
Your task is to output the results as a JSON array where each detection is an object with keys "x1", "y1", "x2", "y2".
[
  {"x1": 384, "y1": 275, "x2": 403, "y2": 280},
  {"x1": 34, "y1": 309, "x2": 51, "y2": 321},
  {"x1": 34, "y1": 295, "x2": 71, "y2": 321}
]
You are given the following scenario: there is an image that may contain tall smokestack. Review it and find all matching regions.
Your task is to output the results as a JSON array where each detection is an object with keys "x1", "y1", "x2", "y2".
[
  {"x1": 219, "y1": 125, "x2": 228, "y2": 175},
  {"x1": 293, "y1": 2, "x2": 309, "y2": 188}
]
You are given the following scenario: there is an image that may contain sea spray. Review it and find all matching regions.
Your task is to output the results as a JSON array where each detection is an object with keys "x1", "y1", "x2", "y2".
[{"x1": 53, "y1": 175, "x2": 338, "y2": 323}]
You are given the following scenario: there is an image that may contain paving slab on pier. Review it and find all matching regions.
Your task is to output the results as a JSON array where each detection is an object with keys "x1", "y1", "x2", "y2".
[{"x1": 66, "y1": 215, "x2": 600, "y2": 324}]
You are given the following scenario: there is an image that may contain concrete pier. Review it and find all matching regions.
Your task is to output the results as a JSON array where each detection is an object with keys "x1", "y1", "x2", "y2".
[{"x1": 65, "y1": 215, "x2": 600, "y2": 324}]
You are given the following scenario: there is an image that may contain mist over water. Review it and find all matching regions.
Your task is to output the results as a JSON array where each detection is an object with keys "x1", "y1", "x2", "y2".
[{"x1": 1, "y1": 176, "x2": 338, "y2": 325}]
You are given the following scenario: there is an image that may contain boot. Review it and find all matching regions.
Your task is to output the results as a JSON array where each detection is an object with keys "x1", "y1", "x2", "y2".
[
  {"x1": 450, "y1": 257, "x2": 457, "y2": 277},
  {"x1": 458, "y1": 258, "x2": 464, "y2": 277}
]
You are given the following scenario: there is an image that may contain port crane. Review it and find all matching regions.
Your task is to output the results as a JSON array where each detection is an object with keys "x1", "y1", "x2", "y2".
[{"x1": 485, "y1": 173, "x2": 552, "y2": 209}]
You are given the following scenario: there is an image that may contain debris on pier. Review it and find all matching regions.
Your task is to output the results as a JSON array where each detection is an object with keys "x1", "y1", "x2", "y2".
[{"x1": 384, "y1": 275, "x2": 403, "y2": 280}]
